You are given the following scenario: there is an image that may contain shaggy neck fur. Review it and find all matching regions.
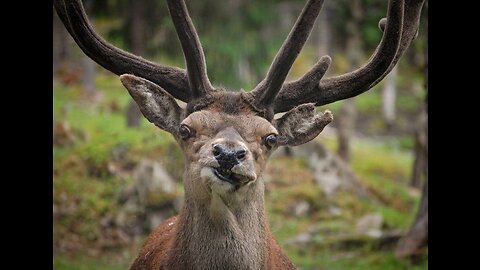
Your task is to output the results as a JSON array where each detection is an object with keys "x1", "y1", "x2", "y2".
[{"x1": 165, "y1": 168, "x2": 269, "y2": 270}]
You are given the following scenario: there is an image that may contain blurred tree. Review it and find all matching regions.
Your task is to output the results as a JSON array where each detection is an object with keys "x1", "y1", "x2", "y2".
[
  {"x1": 336, "y1": 0, "x2": 363, "y2": 162},
  {"x1": 411, "y1": 105, "x2": 427, "y2": 188},
  {"x1": 410, "y1": 0, "x2": 428, "y2": 189},
  {"x1": 82, "y1": 0, "x2": 99, "y2": 100},
  {"x1": 316, "y1": 0, "x2": 331, "y2": 57},
  {"x1": 337, "y1": 99, "x2": 355, "y2": 162},
  {"x1": 381, "y1": 65, "x2": 398, "y2": 131},
  {"x1": 397, "y1": 1, "x2": 428, "y2": 256},
  {"x1": 125, "y1": 0, "x2": 147, "y2": 127},
  {"x1": 82, "y1": 56, "x2": 98, "y2": 99},
  {"x1": 126, "y1": 101, "x2": 143, "y2": 127},
  {"x1": 395, "y1": 178, "x2": 428, "y2": 258},
  {"x1": 53, "y1": 8, "x2": 70, "y2": 74}
]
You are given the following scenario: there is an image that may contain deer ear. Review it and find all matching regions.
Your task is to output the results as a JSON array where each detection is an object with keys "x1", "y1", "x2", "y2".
[
  {"x1": 273, "y1": 103, "x2": 333, "y2": 146},
  {"x1": 120, "y1": 74, "x2": 184, "y2": 136}
]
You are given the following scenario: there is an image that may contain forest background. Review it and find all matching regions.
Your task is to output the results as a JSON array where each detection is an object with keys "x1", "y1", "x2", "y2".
[{"x1": 53, "y1": 0, "x2": 428, "y2": 269}]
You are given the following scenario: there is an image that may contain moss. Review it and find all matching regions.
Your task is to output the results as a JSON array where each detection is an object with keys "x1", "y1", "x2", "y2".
[
  {"x1": 54, "y1": 255, "x2": 130, "y2": 270},
  {"x1": 146, "y1": 191, "x2": 178, "y2": 206}
]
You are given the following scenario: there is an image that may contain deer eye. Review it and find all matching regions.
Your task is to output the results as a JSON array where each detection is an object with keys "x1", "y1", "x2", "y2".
[
  {"x1": 264, "y1": 134, "x2": 278, "y2": 148},
  {"x1": 179, "y1": 124, "x2": 192, "y2": 140}
]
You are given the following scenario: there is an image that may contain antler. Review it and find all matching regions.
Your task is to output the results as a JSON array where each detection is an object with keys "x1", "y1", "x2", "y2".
[
  {"x1": 166, "y1": 0, "x2": 214, "y2": 98},
  {"x1": 249, "y1": 0, "x2": 425, "y2": 114},
  {"x1": 53, "y1": 0, "x2": 214, "y2": 102},
  {"x1": 249, "y1": 0, "x2": 327, "y2": 115}
]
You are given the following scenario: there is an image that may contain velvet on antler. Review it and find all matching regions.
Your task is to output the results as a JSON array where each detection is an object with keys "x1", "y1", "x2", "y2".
[
  {"x1": 248, "y1": 0, "x2": 327, "y2": 117},
  {"x1": 54, "y1": 0, "x2": 425, "y2": 118},
  {"x1": 267, "y1": 0, "x2": 425, "y2": 114},
  {"x1": 165, "y1": 0, "x2": 215, "y2": 98},
  {"x1": 53, "y1": 0, "x2": 217, "y2": 103}
]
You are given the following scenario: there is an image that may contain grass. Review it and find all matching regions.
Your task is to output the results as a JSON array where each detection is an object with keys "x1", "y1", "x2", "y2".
[
  {"x1": 53, "y1": 73, "x2": 426, "y2": 269},
  {"x1": 264, "y1": 135, "x2": 423, "y2": 269},
  {"x1": 287, "y1": 250, "x2": 428, "y2": 270},
  {"x1": 54, "y1": 255, "x2": 129, "y2": 270}
]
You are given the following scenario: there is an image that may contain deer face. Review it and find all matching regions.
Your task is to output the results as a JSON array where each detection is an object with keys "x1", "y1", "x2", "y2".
[
  {"x1": 121, "y1": 75, "x2": 332, "y2": 196},
  {"x1": 179, "y1": 96, "x2": 276, "y2": 194}
]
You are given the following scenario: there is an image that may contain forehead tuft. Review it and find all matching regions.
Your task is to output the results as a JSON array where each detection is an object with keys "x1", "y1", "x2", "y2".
[
  {"x1": 209, "y1": 91, "x2": 254, "y2": 115},
  {"x1": 185, "y1": 90, "x2": 269, "y2": 119},
  {"x1": 183, "y1": 107, "x2": 276, "y2": 138}
]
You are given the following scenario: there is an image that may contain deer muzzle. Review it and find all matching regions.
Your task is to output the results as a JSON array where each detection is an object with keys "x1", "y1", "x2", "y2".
[{"x1": 212, "y1": 144, "x2": 249, "y2": 185}]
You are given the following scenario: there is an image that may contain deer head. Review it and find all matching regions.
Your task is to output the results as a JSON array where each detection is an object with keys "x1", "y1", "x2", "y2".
[{"x1": 54, "y1": 0, "x2": 425, "y2": 268}]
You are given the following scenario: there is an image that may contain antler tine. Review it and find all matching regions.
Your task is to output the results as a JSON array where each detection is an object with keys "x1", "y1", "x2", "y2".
[
  {"x1": 250, "y1": 0, "x2": 326, "y2": 111},
  {"x1": 166, "y1": 0, "x2": 214, "y2": 99},
  {"x1": 369, "y1": 0, "x2": 425, "y2": 87},
  {"x1": 54, "y1": 0, "x2": 191, "y2": 102},
  {"x1": 273, "y1": 0, "x2": 426, "y2": 113}
]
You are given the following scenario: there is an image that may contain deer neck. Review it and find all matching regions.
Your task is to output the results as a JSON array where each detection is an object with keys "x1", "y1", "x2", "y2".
[{"x1": 170, "y1": 169, "x2": 269, "y2": 269}]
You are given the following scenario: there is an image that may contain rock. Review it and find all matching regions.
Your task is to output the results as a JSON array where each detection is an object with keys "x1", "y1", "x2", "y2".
[
  {"x1": 146, "y1": 211, "x2": 173, "y2": 231},
  {"x1": 110, "y1": 142, "x2": 130, "y2": 161},
  {"x1": 355, "y1": 213, "x2": 384, "y2": 238},
  {"x1": 286, "y1": 232, "x2": 313, "y2": 245},
  {"x1": 115, "y1": 159, "x2": 180, "y2": 238},
  {"x1": 133, "y1": 159, "x2": 176, "y2": 206},
  {"x1": 282, "y1": 140, "x2": 370, "y2": 198},
  {"x1": 304, "y1": 146, "x2": 340, "y2": 196},
  {"x1": 328, "y1": 206, "x2": 342, "y2": 216},
  {"x1": 293, "y1": 200, "x2": 311, "y2": 217}
]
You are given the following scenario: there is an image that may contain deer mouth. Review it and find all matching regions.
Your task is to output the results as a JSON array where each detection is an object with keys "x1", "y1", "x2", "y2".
[
  {"x1": 212, "y1": 167, "x2": 247, "y2": 186},
  {"x1": 213, "y1": 167, "x2": 239, "y2": 185}
]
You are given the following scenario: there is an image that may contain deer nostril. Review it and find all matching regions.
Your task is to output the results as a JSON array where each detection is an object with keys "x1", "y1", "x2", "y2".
[
  {"x1": 212, "y1": 144, "x2": 222, "y2": 157},
  {"x1": 236, "y1": 149, "x2": 247, "y2": 160}
]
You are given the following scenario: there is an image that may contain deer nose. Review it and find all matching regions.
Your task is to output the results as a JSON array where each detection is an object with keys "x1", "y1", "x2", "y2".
[{"x1": 212, "y1": 144, "x2": 247, "y2": 170}]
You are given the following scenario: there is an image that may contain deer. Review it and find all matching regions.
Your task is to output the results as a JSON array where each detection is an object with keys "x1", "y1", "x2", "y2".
[{"x1": 54, "y1": 0, "x2": 425, "y2": 269}]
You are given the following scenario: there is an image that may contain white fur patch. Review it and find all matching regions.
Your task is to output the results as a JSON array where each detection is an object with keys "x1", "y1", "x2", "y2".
[{"x1": 200, "y1": 167, "x2": 234, "y2": 195}]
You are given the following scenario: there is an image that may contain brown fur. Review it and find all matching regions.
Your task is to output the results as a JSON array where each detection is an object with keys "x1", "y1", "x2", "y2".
[
  {"x1": 132, "y1": 214, "x2": 295, "y2": 270},
  {"x1": 126, "y1": 87, "x2": 309, "y2": 269}
]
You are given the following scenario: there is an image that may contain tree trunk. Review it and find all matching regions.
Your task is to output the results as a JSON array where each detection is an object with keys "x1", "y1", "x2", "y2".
[
  {"x1": 81, "y1": 0, "x2": 98, "y2": 100},
  {"x1": 395, "y1": 178, "x2": 428, "y2": 258},
  {"x1": 381, "y1": 65, "x2": 398, "y2": 131},
  {"x1": 126, "y1": 102, "x2": 143, "y2": 127},
  {"x1": 53, "y1": 8, "x2": 70, "y2": 74},
  {"x1": 336, "y1": 0, "x2": 362, "y2": 162},
  {"x1": 397, "y1": 3, "x2": 428, "y2": 257},
  {"x1": 129, "y1": 0, "x2": 146, "y2": 56},
  {"x1": 337, "y1": 99, "x2": 355, "y2": 162},
  {"x1": 410, "y1": 106, "x2": 427, "y2": 188},
  {"x1": 82, "y1": 55, "x2": 98, "y2": 99},
  {"x1": 316, "y1": 1, "x2": 330, "y2": 57},
  {"x1": 126, "y1": 0, "x2": 147, "y2": 128},
  {"x1": 411, "y1": 0, "x2": 428, "y2": 189}
]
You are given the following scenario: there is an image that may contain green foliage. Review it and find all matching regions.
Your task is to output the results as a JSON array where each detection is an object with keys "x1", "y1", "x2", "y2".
[
  {"x1": 53, "y1": 74, "x2": 182, "y2": 257},
  {"x1": 287, "y1": 250, "x2": 428, "y2": 270},
  {"x1": 54, "y1": 256, "x2": 128, "y2": 270},
  {"x1": 363, "y1": 24, "x2": 382, "y2": 47}
]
